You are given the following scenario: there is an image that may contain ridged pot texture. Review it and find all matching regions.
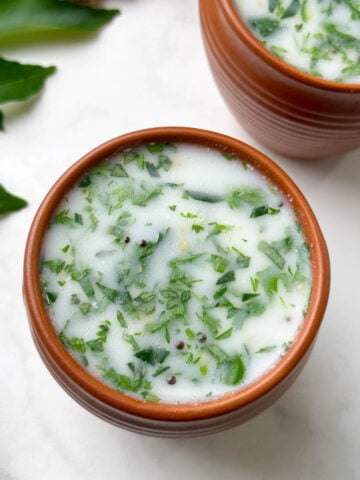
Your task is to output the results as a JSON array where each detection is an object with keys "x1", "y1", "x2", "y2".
[
  {"x1": 23, "y1": 128, "x2": 330, "y2": 437},
  {"x1": 199, "y1": 0, "x2": 360, "y2": 159}
]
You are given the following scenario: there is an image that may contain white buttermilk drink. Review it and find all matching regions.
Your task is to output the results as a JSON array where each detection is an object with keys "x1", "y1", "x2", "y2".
[{"x1": 41, "y1": 143, "x2": 311, "y2": 404}]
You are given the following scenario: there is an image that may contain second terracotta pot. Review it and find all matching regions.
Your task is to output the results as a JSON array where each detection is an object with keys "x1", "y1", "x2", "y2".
[{"x1": 199, "y1": 0, "x2": 360, "y2": 159}]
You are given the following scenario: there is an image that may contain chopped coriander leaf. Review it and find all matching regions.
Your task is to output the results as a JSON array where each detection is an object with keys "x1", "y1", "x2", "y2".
[
  {"x1": 145, "y1": 161, "x2": 160, "y2": 177},
  {"x1": 116, "y1": 310, "x2": 127, "y2": 328},
  {"x1": 242, "y1": 293, "x2": 260, "y2": 302},
  {"x1": 197, "y1": 311, "x2": 221, "y2": 336},
  {"x1": 209, "y1": 222, "x2": 234, "y2": 235},
  {"x1": 62, "y1": 244, "x2": 70, "y2": 253},
  {"x1": 44, "y1": 291, "x2": 57, "y2": 304},
  {"x1": 256, "y1": 346, "x2": 277, "y2": 353},
  {"x1": 216, "y1": 270, "x2": 235, "y2": 285},
  {"x1": 250, "y1": 18, "x2": 280, "y2": 37},
  {"x1": 250, "y1": 205, "x2": 280, "y2": 218},
  {"x1": 257, "y1": 266, "x2": 279, "y2": 295},
  {"x1": 146, "y1": 142, "x2": 176, "y2": 154},
  {"x1": 74, "y1": 212, "x2": 83, "y2": 225},
  {"x1": 258, "y1": 240, "x2": 285, "y2": 269},
  {"x1": 43, "y1": 259, "x2": 65, "y2": 274},
  {"x1": 141, "y1": 391, "x2": 160, "y2": 403},
  {"x1": 124, "y1": 150, "x2": 141, "y2": 164},
  {"x1": 80, "y1": 302, "x2": 92, "y2": 315},
  {"x1": 232, "y1": 247, "x2": 251, "y2": 268},
  {"x1": 211, "y1": 254, "x2": 228, "y2": 273},
  {"x1": 221, "y1": 152, "x2": 234, "y2": 160},
  {"x1": 281, "y1": 0, "x2": 300, "y2": 19},
  {"x1": 192, "y1": 224, "x2": 204, "y2": 233},
  {"x1": 52, "y1": 209, "x2": 75, "y2": 226},
  {"x1": 185, "y1": 190, "x2": 223, "y2": 203},
  {"x1": 86, "y1": 338, "x2": 104, "y2": 352},
  {"x1": 226, "y1": 187, "x2": 266, "y2": 209},
  {"x1": 158, "y1": 154, "x2": 172, "y2": 171},
  {"x1": 110, "y1": 163, "x2": 128, "y2": 178},
  {"x1": 214, "y1": 286, "x2": 227, "y2": 299},
  {"x1": 185, "y1": 328, "x2": 196, "y2": 341},
  {"x1": 135, "y1": 347, "x2": 170, "y2": 366},
  {"x1": 250, "y1": 277, "x2": 259, "y2": 292},
  {"x1": 206, "y1": 343, "x2": 230, "y2": 364},
  {"x1": 123, "y1": 333, "x2": 140, "y2": 352},
  {"x1": 168, "y1": 253, "x2": 203, "y2": 267},
  {"x1": 153, "y1": 366, "x2": 170, "y2": 377},
  {"x1": 180, "y1": 211, "x2": 197, "y2": 218},
  {"x1": 215, "y1": 328, "x2": 233, "y2": 341},
  {"x1": 132, "y1": 184, "x2": 163, "y2": 207},
  {"x1": 96, "y1": 282, "x2": 119, "y2": 302},
  {"x1": 225, "y1": 355, "x2": 245, "y2": 385},
  {"x1": 103, "y1": 366, "x2": 149, "y2": 394},
  {"x1": 269, "y1": 0, "x2": 277, "y2": 14}
]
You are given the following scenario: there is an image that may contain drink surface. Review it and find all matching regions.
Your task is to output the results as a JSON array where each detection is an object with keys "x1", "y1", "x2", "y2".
[
  {"x1": 41, "y1": 143, "x2": 311, "y2": 404},
  {"x1": 233, "y1": 0, "x2": 360, "y2": 83}
]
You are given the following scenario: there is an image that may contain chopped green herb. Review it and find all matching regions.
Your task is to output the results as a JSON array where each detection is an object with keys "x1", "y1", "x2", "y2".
[
  {"x1": 258, "y1": 240, "x2": 285, "y2": 269},
  {"x1": 135, "y1": 347, "x2": 170, "y2": 366},
  {"x1": 116, "y1": 310, "x2": 127, "y2": 328},
  {"x1": 256, "y1": 345, "x2": 277, "y2": 353},
  {"x1": 145, "y1": 161, "x2": 160, "y2": 178},
  {"x1": 250, "y1": 205, "x2": 280, "y2": 218},
  {"x1": 211, "y1": 254, "x2": 228, "y2": 273},
  {"x1": 216, "y1": 270, "x2": 235, "y2": 285},
  {"x1": 185, "y1": 190, "x2": 223, "y2": 203},
  {"x1": 250, "y1": 18, "x2": 280, "y2": 37},
  {"x1": 215, "y1": 328, "x2": 233, "y2": 341},
  {"x1": 242, "y1": 293, "x2": 260, "y2": 302},
  {"x1": 192, "y1": 224, "x2": 204, "y2": 233}
]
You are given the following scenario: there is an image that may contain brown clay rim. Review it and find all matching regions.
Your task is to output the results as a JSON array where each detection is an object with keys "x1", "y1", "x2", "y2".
[
  {"x1": 221, "y1": 0, "x2": 360, "y2": 92},
  {"x1": 23, "y1": 127, "x2": 330, "y2": 422}
]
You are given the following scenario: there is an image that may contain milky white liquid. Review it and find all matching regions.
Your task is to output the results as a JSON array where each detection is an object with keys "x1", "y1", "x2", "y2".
[
  {"x1": 41, "y1": 144, "x2": 311, "y2": 404},
  {"x1": 233, "y1": 0, "x2": 360, "y2": 83}
]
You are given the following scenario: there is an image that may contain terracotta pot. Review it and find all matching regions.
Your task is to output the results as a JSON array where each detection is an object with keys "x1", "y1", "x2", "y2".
[
  {"x1": 199, "y1": 0, "x2": 360, "y2": 159},
  {"x1": 23, "y1": 127, "x2": 330, "y2": 437}
]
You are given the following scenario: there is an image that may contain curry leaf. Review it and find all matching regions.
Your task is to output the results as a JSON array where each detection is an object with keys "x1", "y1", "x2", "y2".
[
  {"x1": 0, "y1": 57, "x2": 56, "y2": 105},
  {"x1": 0, "y1": 0, "x2": 119, "y2": 45},
  {"x1": 0, "y1": 184, "x2": 28, "y2": 215}
]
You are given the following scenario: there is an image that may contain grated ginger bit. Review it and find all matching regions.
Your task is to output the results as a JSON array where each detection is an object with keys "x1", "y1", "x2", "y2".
[{"x1": 180, "y1": 241, "x2": 189, "y2": 251}]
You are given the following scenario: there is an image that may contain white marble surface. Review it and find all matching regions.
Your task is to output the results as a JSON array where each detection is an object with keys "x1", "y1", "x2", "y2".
[{"x1": 1, "y1": 1, "x2": 359, "y2": 479}]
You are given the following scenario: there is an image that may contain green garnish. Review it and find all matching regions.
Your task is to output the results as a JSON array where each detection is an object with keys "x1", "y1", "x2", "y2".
[
  {"x1": 224, "y1": 355, "x2": 245, "y2": 385},
  {"x1": 211, "y1": 254, "x2": 228, "y2": 273},
  {"x1": 250, "y1": 18, "x2": 280, "y2": 37},
  {"x1": 216, "y1": 270, "x2": 235, "y2": 285},
  {"x1": 250, "y1": 205, "x2": 280, "y2": 218},
  {"x1": 135, "y1": 347, "x2": 170, "y2": 366},
  {"x1": 256, "y1": 346, "x2": 277, "y2": 353},
  {"x1": 185, "y1": 190, "x2": 223, "y2": 203},
  {"x1": 258, "y1": 240, "x2": 285, "y2": 269}
]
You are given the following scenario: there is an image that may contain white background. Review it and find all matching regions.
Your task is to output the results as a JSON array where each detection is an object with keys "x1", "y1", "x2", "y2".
[{"x1": 1, "y1": 1, "x2": 359, "y2": 479}]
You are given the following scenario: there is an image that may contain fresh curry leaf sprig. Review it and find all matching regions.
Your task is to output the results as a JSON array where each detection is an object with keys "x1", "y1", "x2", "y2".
[
  {"x1": 0, "y1": 0, "x2": 119, "y2": 130},
  {"x1": 0, "y1": 0, "x2": 119, "y2": 45},
  {"x1": 0, "y1": 0, "x2": 120, "y2": 218},
  {"x1": 0, "y1": 184, "x2": 28, "y2": 216}
]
